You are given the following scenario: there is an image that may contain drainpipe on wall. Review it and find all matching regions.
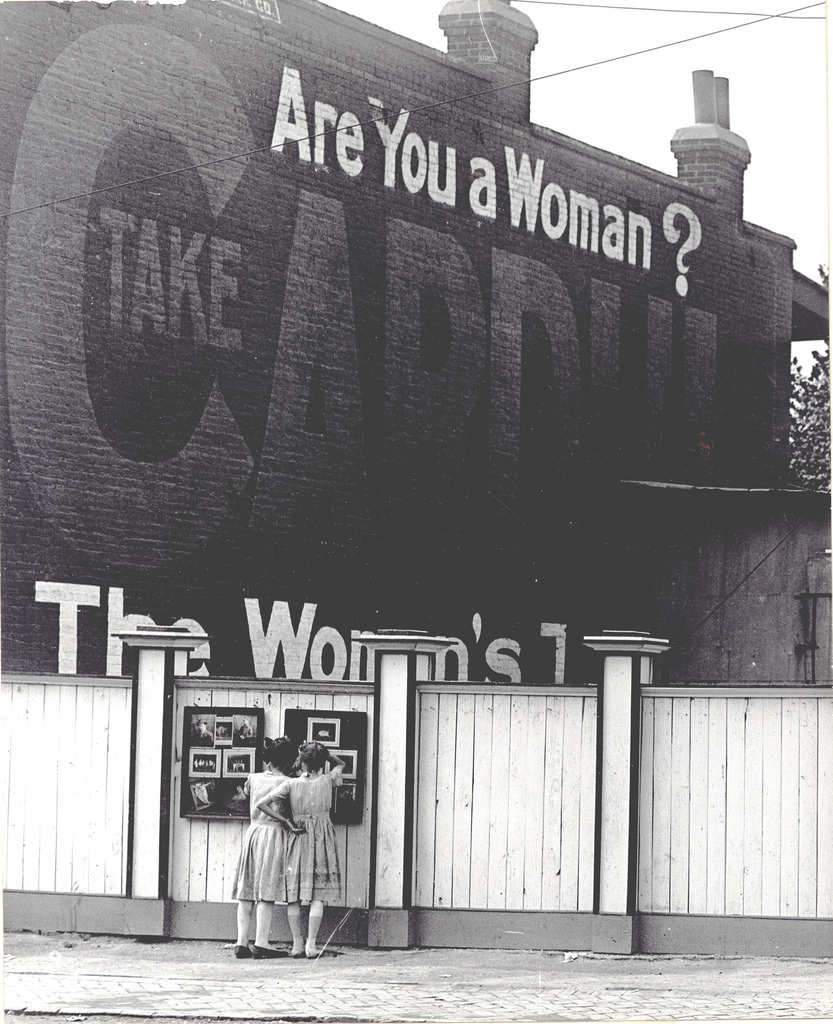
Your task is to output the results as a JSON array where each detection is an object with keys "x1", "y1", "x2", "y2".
[
  {"x1": 583, "y1": 630, "x2": 670, "y2": 953},
  {"x1": 439, "y1": 0, "x2": 538, "y2": 123}
]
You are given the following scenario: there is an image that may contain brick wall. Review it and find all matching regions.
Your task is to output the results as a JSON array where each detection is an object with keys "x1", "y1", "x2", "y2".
[{"x1": 0, "y1": 0, "x2": 802, "y2": 681}]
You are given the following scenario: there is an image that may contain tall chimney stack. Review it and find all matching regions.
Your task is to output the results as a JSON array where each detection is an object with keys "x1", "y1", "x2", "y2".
[
  {"x1": 671, "y1": 70, "x2": 751, "y2": 217},
  {"x1": 439, "y1": 0, "x2": 538, "y2": 122}
]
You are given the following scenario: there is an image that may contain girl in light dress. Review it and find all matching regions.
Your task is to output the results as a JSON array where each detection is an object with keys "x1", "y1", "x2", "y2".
[
  {"x1": 230, "y1": 736, "x2": 297, "y2": 959},
  {"x1": 257, "y1": 741, "x2": 345, "y2": 958}
]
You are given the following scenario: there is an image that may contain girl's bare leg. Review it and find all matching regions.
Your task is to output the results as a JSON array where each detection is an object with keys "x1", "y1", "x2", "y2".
[
  {"x1": 306, "y1": 899, "x2": 324, "y2": 956},
  {"x1": 254, "y1": 901, "x2": 275, "y2": 948},
  {"x1": 287, "y1": 901, "x2": 305, "y2": 955},
  {"x1": 236, "y1": 900, "x2": 254, "y2": 954}
]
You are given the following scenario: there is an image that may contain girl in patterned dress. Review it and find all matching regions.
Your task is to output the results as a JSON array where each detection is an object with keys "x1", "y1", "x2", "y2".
[
  {"x1": 257, "y1": 741, "x2": 345, "y2": 958},
  {"x1": 230, "y1": 736, "x2": 297, "y2": 959}
]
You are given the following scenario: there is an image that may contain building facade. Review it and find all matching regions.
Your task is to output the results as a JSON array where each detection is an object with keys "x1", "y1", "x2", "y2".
[{"x1": 1, "y1": 0, "x2": 829, "y2": 684}]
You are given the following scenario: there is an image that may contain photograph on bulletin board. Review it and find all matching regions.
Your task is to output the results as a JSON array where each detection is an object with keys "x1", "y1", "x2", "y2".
[
  {"x1": 283, "y1": 709, "x2": 367, "y2": 825},
  {"x1": 180, "y1": 706, "x2": 264, "y2": 818}
]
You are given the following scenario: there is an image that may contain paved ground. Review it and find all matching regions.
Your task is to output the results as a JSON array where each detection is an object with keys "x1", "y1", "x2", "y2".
[{"x1": 3, "y1": 931, "x2": 832, "y2": 1023}]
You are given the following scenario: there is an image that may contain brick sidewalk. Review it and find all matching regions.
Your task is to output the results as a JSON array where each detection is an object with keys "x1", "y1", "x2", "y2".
[{"x1": 4, "y1": 932, "x2": 833, "y2": 1022}]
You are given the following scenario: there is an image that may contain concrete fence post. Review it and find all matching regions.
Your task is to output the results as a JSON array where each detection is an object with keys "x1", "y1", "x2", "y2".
[
  {"x1": 357, "y1": 630, "x2": 454, "y2": 948},
  {"x1": 115, "y1": 626, "x2": 210, "y2": 903},
  {"x1": 583, "y1": 630, "x2": 669, "y2": 952}
]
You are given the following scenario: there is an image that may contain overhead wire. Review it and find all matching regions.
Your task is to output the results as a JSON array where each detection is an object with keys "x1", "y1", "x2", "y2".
[
  {"x1": 1, "y1": 0, "x2": 823, "y2": 221},
  {"x1": 515, "y1": 0, "x2": 822, "y2": 16}
]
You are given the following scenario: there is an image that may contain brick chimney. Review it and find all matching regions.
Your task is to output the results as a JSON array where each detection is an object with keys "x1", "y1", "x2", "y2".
[
  {"x1": 671, "y1": 70, "x2": 751, "y2": 217},
  {"x1": 439, "y1": 0, "x2": 538, "y2": 122}
]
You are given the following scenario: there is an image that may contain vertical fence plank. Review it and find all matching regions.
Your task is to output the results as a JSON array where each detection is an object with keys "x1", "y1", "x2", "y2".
[
  {"x1": 468, "y1": 693, "x2": 494, "y2": 909},
  {"x1": 541, "y1": 697, "x2": 565, "y2": 911},
  {"x1": 486, "y1": 694, "x2": 511, "y2": 909},
  {"x1": 188, "y1": 820, "x2": 210, "y2": 902},
  {"x1": 433, "y1": 693, "x2": 457, "y2": 908},
  {"x1": 54, "y1": 685, "x2": 78, "y2": 894},
  {"x1": 37, "y1": 683, "x2": 62, "y2": 892},
  {"x1": 780, "y1": 698, "x2": 800, "y2": 916},
  {"x1": 650, "y1": 698, "x2": 672, "y2": 913},
  {"x1": 505, "y1": 696, "x2": 530, "y2": 909},
  {"x1": 760, "y1": 699, "x2": 783, "y2": 916},
  {"x1": 414, "y1": 690, "x2": 439, "y2": 907},
  {"x1": 687, "y1": 699, "x2": 710, "y2": 914},
  {"x1": 577, "y1": 696, "x2": 597, "y2": 913},
  {"x1": 523, "y1": 693, "x2": 546, "y2": 910},
  {"x1": 706, "y1": 698, "x2": 727, "y2": 914},
  {"x1": 724, "y1": 699, "x2": 746, "y2": 915},
  {"x1": 669, "y1": 699, "x2": 691, "y2": 914},
  {"x1": 5, "y1": 683, "x2": 30, "y2": 889},
  {"x1": 86, "y1": 686, "x2": 111, "y2": 895},
  {"x1": 451, "y1": 694, "x2": 475, "y2": 908},
  {"x1": 817, "y1": 697, "x2": 833, "y2": 917},
  {"x1": 1, "y1": 682, "x2": 17, "y2": 887},
  {"x1": 742, "y1": 699, "x2": 764, "y2": 916},
  {"x1": 637, "y1": 698, "x2": 655, "y2": 912},
  {"x1": 21, "y1": 684, "x2": 46, "y2": 892},
  {"x1": 70, "y1": 684, "x2": 94, "y2": 894},
  {"x1": 798, "y1": 698, "x2": 819, "y2": 917},
  {"x1": 558, "y1": 697, "x2": 583, "y2": 911}
]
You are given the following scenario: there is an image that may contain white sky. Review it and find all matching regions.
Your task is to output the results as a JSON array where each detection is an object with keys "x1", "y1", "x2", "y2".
[{"x1": 319, "y1": 0, "x2": 829, "y2": 284}]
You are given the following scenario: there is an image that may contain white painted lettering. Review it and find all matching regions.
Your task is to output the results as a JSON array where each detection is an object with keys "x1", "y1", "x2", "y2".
[
  {"x1": 271, "y1": 66, "x2": 312, "y2": 162},
  {"x1": 245, "y1": 599, "x2": 317, "y2": 679},
  {"x1": 35, "y1": 581, "x2": 100, "y2": 675},
  {"x1": 401, "y1": 131, "x2": 428, "y2": 194},
  {"x1": 505, "y1": 147, "x2": 544, "y2": 233},
  {"x1": 106, "y1": 587, "x2": 156, "y2": 676},
  {"x1": 336, "y1": 111, "x2": 364, "y2": 177},
  {"x1": 309, "y1": 626, "x2": 348, "y2": 680},
  {"x1": 601, "y1": 204, "x2": 626, "y2": 262},
  {"x1": 374, "y1": 108, "x2": 410, "y2": 189},
  {"x1": 541, "y1": 182, "x2": 568, "y2": 240},
  {"x1": 100, "y1": 207, "x2": 131, "y2": 329},
  {"x1": 485, "y1": 638, "x2": 522, "y2": 683},
  {"x1": 169, "y1": 225, "x2": 208, "y2": 345},
  {"x1": 569, "y1": 192, "x2": 600, "y2": 253},
  {"x1": 628, "y1": 212, "x2": 653, "y2": 270},
  {"x1": 209, "y1": 237, "x2": 242, "y2": 350},
  {"x1": 130, "y1": 218, "x2": 166, "y2": 334},
  {"x1": 540, "y1": 622, "x2": 567, "y2": 685},
  {"x1": 427, "y1": 141, "x2": 456, "y2": 207},
  {"x1": 314, "y1": 101, "x2": 338, "y2": 166},
  {"x1": 469, "y1": 157, "x2": 496, "y2": 219},
  {"x1": 171, "y1": 617, "x2": 211, "y2": 677}
]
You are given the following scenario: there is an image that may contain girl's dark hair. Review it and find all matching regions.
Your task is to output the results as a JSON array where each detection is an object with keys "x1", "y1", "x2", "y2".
[
  {"x1": 263, "y1": 736, "x2": 295, "y2": 771},
  {"x1": 298, "y1": 741, "x2": 329, "y2": 772}
]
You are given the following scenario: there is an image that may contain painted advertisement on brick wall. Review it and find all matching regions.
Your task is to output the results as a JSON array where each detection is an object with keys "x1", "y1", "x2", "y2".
[{"x1": 0, "y1": 1, "x2": 790, "y2": 681}]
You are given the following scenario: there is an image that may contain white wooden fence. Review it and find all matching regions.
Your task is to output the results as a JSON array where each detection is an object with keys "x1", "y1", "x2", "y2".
[
  {"x1": 2, "y1": 675, "x2": 131, "y2": 896},
  {"x1": 413, "y1": 685, "x2": 597, "y2": 911},
  {"x1": 638, "y1": 689, "x2": 833, "y2": 918},
  {"x1": 171, "y1": 679, "x2": 374, "y2": 909},
  {"x1": 3, "y1": 674, "x2": 831, "y2": 931}
]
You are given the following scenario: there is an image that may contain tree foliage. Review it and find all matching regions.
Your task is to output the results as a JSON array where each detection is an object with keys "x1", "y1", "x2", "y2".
[{"x1": 790, "y1": 264, "x2": 830, "y2": 490}]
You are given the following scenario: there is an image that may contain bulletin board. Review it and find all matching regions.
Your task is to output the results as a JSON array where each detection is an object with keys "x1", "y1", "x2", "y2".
[
  {"x1": 283, "y1": 709, "x2": 367, "y2": 825},
  {"x1": 180, "y1": 706, "x2": 264, "y2": 818}
]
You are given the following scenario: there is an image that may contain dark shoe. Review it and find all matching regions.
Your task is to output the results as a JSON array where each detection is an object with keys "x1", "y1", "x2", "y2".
[
  {"x1": 234, "y1": 945, "x2": 252, "y2": 959},
  {"x1": 252, "y1": 945, "x2": 288, "y2": 959}
]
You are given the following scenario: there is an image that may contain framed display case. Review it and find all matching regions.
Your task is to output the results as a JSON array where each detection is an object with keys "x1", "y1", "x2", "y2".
[
  {"x1": 283, "y1": 709, "x2": 367, "y2": 825},
  {"x1": 180, "y1": 706, "x2": 264, "y2": 818}
]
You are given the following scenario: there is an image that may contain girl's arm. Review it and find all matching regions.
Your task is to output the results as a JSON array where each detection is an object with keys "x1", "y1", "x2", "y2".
[
  {"x1": 326, "y1": 751, "x2": 346, "y2": 771},
  {"x1": 256, "y1": 790, "x2": 304, "y2": 832}
]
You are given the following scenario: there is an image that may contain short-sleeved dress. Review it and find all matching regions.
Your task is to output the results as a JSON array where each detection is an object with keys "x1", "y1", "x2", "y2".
[
  {"x1": 272, "y1": 769, "x2": 343, "y2": 904},
  {"x1": 230, "y1": 770, "x2": 290, "y2": 903}
]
